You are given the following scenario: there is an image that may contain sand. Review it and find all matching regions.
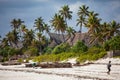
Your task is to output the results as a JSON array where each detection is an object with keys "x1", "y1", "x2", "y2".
[{"x1": 0, "y1": 58, "x2": 120, "y2": 80}]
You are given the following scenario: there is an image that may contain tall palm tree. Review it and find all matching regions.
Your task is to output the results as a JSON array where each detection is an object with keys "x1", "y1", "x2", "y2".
[
  {"x1": 23, "y1": 29, "x2": 34, "y2": 48},
  {"x1": 77, "y1": 5, "x2": 89, "y2": 17},
  {"x1": 6, "y1": 30, "x2": 19, "y2": 48},
  {"x1": 50, "y1": 13, "x2": 66, "y2": 42},
  {"x1": 59, "y1": 5, "x2": 72, "y2": 25},
  {"x1": 34, "y1": 17, "x2": 44, "y2": 33},
  {"x1": 17, "y1": 19, "x2": 24, "y2": 39},
  {"x1": 86, "y1": 11, "x2": 101, "y2": 34},
  {"x1": 85, "y1": 11, "x2": 102, "y2": 45},
  {"x1": 11, "y1": 19, "x2": 18, "y2": 31},
  {"x1": 76, "y1": 15, "x2": 85, "y2": 33},
  {"x1": 77, "y1": 5, "x2": 89, "y2": 32},
  {"x1": 108, "y1": 20, "x2": 120, "y2": 38}
]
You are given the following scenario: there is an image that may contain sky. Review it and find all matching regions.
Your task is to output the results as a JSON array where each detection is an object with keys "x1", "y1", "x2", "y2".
[{"x1": 0, "y1": 0, "x2": 120, "y2": 38}]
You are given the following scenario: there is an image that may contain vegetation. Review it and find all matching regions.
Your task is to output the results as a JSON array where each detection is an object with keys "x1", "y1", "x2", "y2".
[{"x1": 0, "y1": 5, "x2": 120, "y2": 62}]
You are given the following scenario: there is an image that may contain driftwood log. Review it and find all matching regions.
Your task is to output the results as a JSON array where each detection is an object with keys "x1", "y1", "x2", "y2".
[
  {"x1": 39, "y1": 62, "x2": 72, "y2": 68},
  {"x1": 25, "y1": 62, "x2": 72, "y2": 68},
  {"x1": 1, "y1": 62, "x2": 21, "y2": 66}
]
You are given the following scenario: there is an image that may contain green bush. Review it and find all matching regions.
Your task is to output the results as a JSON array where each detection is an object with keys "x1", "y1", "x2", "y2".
[
  {"x1": 43, "y1": 47, "x2": 53, "y2": 54},
  {"x1": 103, "y1": 35, "x2": 120, "y2": 51},
  {"x1": 87, "y1": 46, "x2": 104, "y2": 54},
  {"x1": 18, "y1": 58, "x2": 23, "y2": 63},
  {"x1": 24, "y1": 47, "x2": 39, "y2": 57},
  {"x1": 77, "y1": 47, "x2": 107, "y2": 63},
  {"x1": 33, "y1": 52, "x2": 76, "y2": 62},
  {"x1": 71, "y1": 40, "x2": 88, "y2": 53},
  {"x1": 52, "y1": 43, "x2": 71, "y2": 54}
]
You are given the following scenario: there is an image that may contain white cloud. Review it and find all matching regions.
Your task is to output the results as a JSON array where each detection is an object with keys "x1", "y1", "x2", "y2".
[{"x1": 69, "y1": 1, "x2": 84, "y2": 14}]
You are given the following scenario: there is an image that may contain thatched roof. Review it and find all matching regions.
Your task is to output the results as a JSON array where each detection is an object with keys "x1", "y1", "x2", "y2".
[{"x1": 49, "y1": 32, "x2": 90, "y2": 47}]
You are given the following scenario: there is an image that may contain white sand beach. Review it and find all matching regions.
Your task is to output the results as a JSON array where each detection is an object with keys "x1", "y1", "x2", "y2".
[{"x1": 0, "y1": 58, "x2": 120, "y2": 80}]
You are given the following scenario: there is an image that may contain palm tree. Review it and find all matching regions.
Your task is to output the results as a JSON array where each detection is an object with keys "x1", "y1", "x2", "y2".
[
  {"x1": 23, "y1": 29, "x2": 35, "y2": 48},
  {"x1": 86, "y1": 11, "x2": 101, "y2": 34},
  {"x1": 107, "y1": 20, "x2": 120, "y2": 38},
  {"x1": 85, "y1": 11, "x2": 101, "y2": 45},
  {"x1": 17, "y1": 19, "x2": 24, "y2": 39},
  {"x1": 50, "y1": 13, "x2": 66, "y2": 42},
  {"x1": 6, "y1": 30, "x2": 19, "y2": 48},
  {"x1": 66, "y1": 27, "x2": 75, "y2": 45},
  {"x1": 66, "y1": 27, "x2": 75, "y2": 40},
  {"x1": 59, "y1": 5, "x2": 72, "y2": 25},
  {"x1": 77, "y1": 5, "x2": 89, "y2": 32},
  {"x1": 0, "y1": 35, "x2": 1, "y2": 42},
  {"x1": 77, "y1": 5, "x2": 89, "y2": 16},
  {"x1": 34, "y1": 17, "x2": 44, "y2": 33},
  {"x1": 1, "y1": 38, "x2": 8, "y2": 47},
  {"x1": 76, "y1": 15, "x2": 85, "y2": 33},
  {"x1": 11, "y1": 19, "x2": 18, "y2": 31}
]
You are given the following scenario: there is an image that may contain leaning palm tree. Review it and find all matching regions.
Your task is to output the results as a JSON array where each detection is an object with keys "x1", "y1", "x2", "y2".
[
  {"x1": 108, "y1": 20, "x2": 120, "y2": 38},
  {"x1": 66, "y1": 27, "x2": 75, "y2": 40},
  {"x1": 66, "y1": 27, "x2": 75, "y2": 45},
  {"x1": 86, "y1": 11, "x2": 101, "y2": 34},
  {"x1": 23, "y1": 29, "x2": 35, "y2": 48},
  {"x1": 6, "y1": 30, "x2": 19, "y2": 48},
  {"x1": 1, "y1": 38, "x2": 8, "y2": 47},
  {"x1": 59, "y1": 5, "x2": 72, "y2": 24},
  {"x1": 50, "y1": 13, "x2": 66, "y2": 43},
  {"x1": 85, "y1": 11, "x2": 101, "y2": 45}
]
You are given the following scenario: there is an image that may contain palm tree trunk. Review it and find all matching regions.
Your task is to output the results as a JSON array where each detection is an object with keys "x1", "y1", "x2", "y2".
[{"x1": 62, "y1": 32, "x2": 65, "y2": 43}]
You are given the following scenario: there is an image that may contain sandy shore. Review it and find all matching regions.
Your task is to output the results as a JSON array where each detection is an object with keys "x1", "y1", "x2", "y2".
[
  {"x1": 0, "y1": 70, "x2": 80, "y2": 80},
  {"x1": 0, "y1": 58, "x2": 120, "y2": 80}
]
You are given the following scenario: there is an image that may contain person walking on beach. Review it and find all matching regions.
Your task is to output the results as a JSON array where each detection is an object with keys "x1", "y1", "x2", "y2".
[{"x1": 107, "y1": 61, "x2": 111, "y2": 74}]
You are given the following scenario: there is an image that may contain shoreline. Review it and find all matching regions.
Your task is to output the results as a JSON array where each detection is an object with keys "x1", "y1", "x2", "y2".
[
  {"x1": 0, "y1": 64, "x2": 118, "y2": 80},
  {"x1": 0, "y1": 58, "x2": 120, "y2": 80}
]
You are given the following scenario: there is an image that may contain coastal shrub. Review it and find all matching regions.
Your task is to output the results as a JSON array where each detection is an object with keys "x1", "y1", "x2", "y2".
[
  {"x1": 18, "y1": 58, "x2": 23, "y2": 63},
  {"x1": 87, "y1": 46, "x2": 105, "y2": 54},
  {"x1": 77, "y1": 47, "x2": 107, "y2": 63},
  {"x1": 33, "y1": 52, "x2": 76, "y2": 62},
  {"x1": 103, "y1": 35, "x2": 120, "y2": 51},
  {"x1": 43, "y1": 47, "x2": 53, "y2": 54},
  {"x1": 24, "y1": 47, "x2": 39, "y2": 57},
  {"x1": 77, "y1": 51, "x2": 107, "y2": 63},
  {"x1": 52, "y1": 43, "x2": 71, "y2": 54},
  {"x1": 71, "y1": 40, "x2": 88, "y2": 53}
]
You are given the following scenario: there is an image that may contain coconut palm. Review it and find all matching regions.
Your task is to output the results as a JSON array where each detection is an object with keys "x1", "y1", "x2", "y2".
[
  {"x1": 76, "y1": 15, "x2": 86, "y2": 33},
  {"x1": 6, "y1": 30, "x2": 19, "y2": 48},
  {"x1": 85, "y1": 11, "x2": 102, "y2": 45},
  {"x1": 77, "y1": 5, "x2": 89, "y2": 32},
  {"x1": 59, "y1": 5, "x2": 72, "y2": 24},
  {"x1": 86, "y1": 11, "x2": 101, "y2": 34},
  {"x1": 77, "y1": 5, "x2": 89, "y2": 17},
  {"x1": 11, "y1": 19, "x2": 18, "y2": 31},
  {"x1": 50, "y1": 13, "x2": 66, "y2": 42},
  {"x1": 1, "y1": 38, "x2": 8, "y2": 47},
  {"x1": 34, "y1": 17, "x2": 44, "y2": 33},
  {"x1": 66, "y1": 27, "x2": 75, "y2": 40},
  {"x1": 107, "y1": 20, "x2": 120, "y2": 38},
  {"x1": 17, "y1": 19, "x2": 24, "y2": 39},
  {"x1": 23, "y1": 29, "x2": 35, "y2": 48}
]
